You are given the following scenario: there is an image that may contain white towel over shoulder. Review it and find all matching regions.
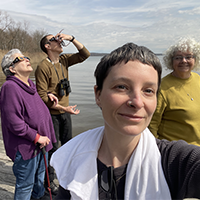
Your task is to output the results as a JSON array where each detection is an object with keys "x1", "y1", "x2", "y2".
[{"x1": 51, "y1": 126, "x2": 171, "y2": 200}]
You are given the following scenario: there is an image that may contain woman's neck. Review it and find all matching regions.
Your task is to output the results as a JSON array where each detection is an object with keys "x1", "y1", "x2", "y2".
[
  {"x1": 98, "y1": 131, "x2": 141, "y2": 168},
  {"x1": 171, "y1": 71, "x2": 191, "y2": 79},
  {"x1": 14, "y1": 74, "x2": 30, "y2": 86}
]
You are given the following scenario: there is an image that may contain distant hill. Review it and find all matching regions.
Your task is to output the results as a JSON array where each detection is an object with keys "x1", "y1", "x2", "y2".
[
  {"x1": 90, "y1": 52, "x2": 163, "y2": 56},
  {"x1": 90, "y1": 52, "x2": 108, "y2": 56}
]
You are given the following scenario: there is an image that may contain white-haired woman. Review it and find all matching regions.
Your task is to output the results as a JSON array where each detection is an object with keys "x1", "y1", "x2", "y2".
[
  {"x1": 0, "y1": 49, "x2": 57, "y2": 200},
  {"x1": 149, "y1": 37, "x2": 200, "y2": 146}
]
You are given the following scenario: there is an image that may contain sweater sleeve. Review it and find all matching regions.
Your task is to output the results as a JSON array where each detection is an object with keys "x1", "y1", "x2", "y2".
[
  {"x1": 157, "y1": 139, "x2": 200, "y2": 199},
  {"x1": 60, "y1": 46, "x2": 90, "y2": 67},
  {"x1": 1, "y1": 83, "x2": 37, "y2": 141},
  {"x1": 148, "y1": 91, "x2": 167, "y2": 138},
  {"x1": 35, "y1": 62, "x2": 54, "y2": 108}
]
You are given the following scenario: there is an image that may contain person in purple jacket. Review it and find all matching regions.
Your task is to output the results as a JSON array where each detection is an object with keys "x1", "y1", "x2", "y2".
[{"x1": 0, "y1": 49, "x2": 57, "y2": 200}]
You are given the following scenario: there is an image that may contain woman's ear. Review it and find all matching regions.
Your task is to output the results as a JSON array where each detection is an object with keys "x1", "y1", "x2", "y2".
[
  {"x1": 9, "y1": 66, "x2": 16, "y2": 73},
  {"x1": 94, "y1": 85, "x2": 101, "y2": 107}
]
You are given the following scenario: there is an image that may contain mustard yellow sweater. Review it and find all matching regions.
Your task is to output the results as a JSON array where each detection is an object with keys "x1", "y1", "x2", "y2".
[{"x1": 149, "y1": 72, "x2": 200, "y2": 146}]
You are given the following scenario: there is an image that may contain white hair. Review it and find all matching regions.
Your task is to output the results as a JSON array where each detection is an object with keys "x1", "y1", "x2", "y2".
[
  {"x1": 1, "y1": 49, "x2": 22, "y2": 77},
  {"x1": 163, "y1": 37, "x2": 200, "y2": 70}
]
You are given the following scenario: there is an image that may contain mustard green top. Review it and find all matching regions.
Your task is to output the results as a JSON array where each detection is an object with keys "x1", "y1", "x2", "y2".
[
  {"x1": 149, "y1": 72, "x2": 200, "y2": 146},
  {"x1": 35, "y1": 47, "x2": 90, "y2": 115}
]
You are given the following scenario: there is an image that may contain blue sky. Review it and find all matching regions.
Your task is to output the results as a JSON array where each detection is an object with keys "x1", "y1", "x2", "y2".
[{"x1": 1, "y1": 0, "x2": 200, "y2": 53}]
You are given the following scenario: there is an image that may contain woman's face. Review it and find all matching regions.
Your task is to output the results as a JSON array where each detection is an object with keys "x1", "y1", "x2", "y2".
[
  {"x1": 94, "y1": 60, "x2": 158, "y2": 137},
  {"x1": 10, "y1": 53, "x2": 33, "y2": 77},
  {"x1": 172, "y1": 50, "x2": 195, "y2": 78}
]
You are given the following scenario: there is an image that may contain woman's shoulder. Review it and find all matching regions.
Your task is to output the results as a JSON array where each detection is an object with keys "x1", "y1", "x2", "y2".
[
  {"x1": 156, "y1": 139, "x2": 200, "y2": 199},
  {"x1": 161, "y1": 73, "x2": 173, "y2": 81},
  {"x1": 160, "y1": 73, "x2": 175, "y2": 87},
  {"x1": 156, "y1": 139, "x2": 200, "y2": 160},
  {"x1": 1, "y1": 78, "x2": 19, "y2": 91},
  {"x1": 51, "y1": 126, "x2": 104, "y2": 159},
  {"x1": 156, "y1": 139, "x2": 186, "y2": 151},
  {"x1": 191, "y1": 71, "x2": 200, "y2": 79}
]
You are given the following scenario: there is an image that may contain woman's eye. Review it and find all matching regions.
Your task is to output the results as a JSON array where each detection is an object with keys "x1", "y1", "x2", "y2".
[
  {"x1": 116, "y1": 85, "x2": 126, "y2": 90},
  {"x1": 145, "y1": 89, "x2": 155, "y2": 94},
  {"x1": 146, "y1": 89, "x2": 152, "y2": 93}
]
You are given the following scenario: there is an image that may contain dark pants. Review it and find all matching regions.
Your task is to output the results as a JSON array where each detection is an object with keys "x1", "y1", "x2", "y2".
[{"x1": 46, "y1": 112, "x2": 72, "y2": 183}]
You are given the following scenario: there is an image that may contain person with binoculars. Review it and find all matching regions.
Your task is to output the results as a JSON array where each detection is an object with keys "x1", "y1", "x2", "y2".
[{"x1": 35, "y1": 30, "x2": 90, "y2": 195}]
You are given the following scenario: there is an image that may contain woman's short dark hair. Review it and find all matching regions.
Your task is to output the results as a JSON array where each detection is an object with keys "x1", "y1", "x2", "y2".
[{"x1": 94, "y1": 43, "x2": 162, "y2": 94}]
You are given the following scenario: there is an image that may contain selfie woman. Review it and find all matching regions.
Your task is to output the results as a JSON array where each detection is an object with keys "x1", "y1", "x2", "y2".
[{"x1": 51, "y1": 43, "x2": 200, "y2": 200}]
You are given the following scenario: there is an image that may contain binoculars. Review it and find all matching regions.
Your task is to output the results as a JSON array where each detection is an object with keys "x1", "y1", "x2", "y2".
[{"x1": 58, "y1": 78, "x2": 71, "y2": 97}]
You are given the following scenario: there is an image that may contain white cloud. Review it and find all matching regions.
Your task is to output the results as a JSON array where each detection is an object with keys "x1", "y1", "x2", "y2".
[
  {"x1": 179, "y1": 7, "x2": 200, "y2": 15},
  {"x1": 0, "y1": 0, "x2": 200, "y2": 53}
]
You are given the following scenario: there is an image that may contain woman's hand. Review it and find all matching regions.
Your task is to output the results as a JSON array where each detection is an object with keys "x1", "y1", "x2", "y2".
[{"x1": 37, "y1": 136, "x2": 50, "y2": 149}]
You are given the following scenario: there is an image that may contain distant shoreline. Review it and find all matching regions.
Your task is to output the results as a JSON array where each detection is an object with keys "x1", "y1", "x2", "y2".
[
  {"x1": 90, "y1": 52, "x2": 108, "y2": 56},
  {"x1": 90, "y1": 52, "x2": 163, "y2": 56}
]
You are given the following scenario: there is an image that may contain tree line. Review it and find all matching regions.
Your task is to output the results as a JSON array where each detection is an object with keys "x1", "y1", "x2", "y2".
[{"x1": 0, "y1": 11, "x2": 46, "y2": 53}]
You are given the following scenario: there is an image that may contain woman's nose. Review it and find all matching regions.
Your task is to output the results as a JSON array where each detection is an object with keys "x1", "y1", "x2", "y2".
[
  {"x1": 127, "y1": 93, "x2": 144, "y2": 108},
  {"x1": 181, "y1": 57, "x2": 188, "y2": 62}
]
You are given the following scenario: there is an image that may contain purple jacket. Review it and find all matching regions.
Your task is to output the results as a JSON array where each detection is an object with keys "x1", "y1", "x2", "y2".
[{"x1": 0, "y1": 76, "x2": 56, "y2": 161}]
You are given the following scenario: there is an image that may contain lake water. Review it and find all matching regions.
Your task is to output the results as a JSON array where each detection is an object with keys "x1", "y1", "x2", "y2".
[{"x1": 0, "y1": 55, "x2": 173, "y2": 138}]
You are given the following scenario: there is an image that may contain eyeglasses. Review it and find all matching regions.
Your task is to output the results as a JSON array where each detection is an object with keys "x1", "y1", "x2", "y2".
[
  {"x1": 12, "y1": 56, "x2": 30, "y2": 65},
  {"x1": 99, "y1": 166, "x2": 118, "y2": 200},
  {"x1": 173, "y1": 55, "x2": 195, "y2": 61}
]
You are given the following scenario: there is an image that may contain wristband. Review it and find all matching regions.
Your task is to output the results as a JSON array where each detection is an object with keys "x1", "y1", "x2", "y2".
[
  {"x1": 34, "y1": 133, "x2": 40, "y2": 144},
  {"x1": 70, "y1": 35, "x2": 75, "y2": 42}
]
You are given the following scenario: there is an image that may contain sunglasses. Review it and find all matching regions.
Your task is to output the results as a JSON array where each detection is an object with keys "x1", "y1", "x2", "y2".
[
  {"x1": 48, "y1": 36, "x2": 70, "y2": 47},
  {"x1": 49, "y1": 37, "x2": 57, "y2": 42},
  {"x1": 99, "y1": 166, "x2": 118, "y2": 199},
  {"x1": 12, "y1": 56, "x2": 30, "y2": 65}
]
